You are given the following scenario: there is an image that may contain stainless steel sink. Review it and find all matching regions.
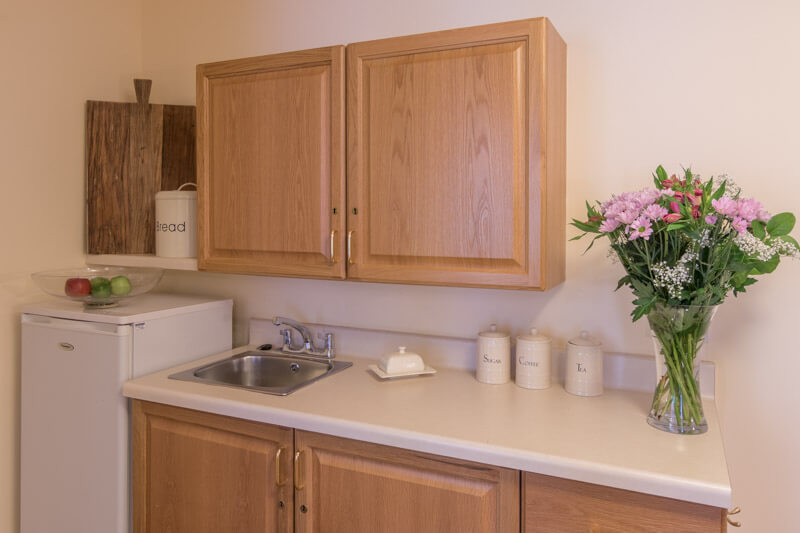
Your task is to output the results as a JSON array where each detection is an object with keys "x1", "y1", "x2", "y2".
[{"x1": 169, "y1": 350, "x2": 352, "y2": 396}]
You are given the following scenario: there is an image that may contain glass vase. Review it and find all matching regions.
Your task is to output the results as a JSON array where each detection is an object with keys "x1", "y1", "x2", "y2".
[{"x1": 646, "y1": 304, "x2": 717, "y2": 435}]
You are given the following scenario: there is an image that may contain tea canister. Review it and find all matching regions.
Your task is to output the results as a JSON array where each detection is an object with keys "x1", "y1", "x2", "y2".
[
  {"x1": 565, "y1": 330, "x2": 603, "y2": 396},
  {"x1": 515, "y1": 328, "x2": 551, "y2": 389},
  {"x1": 155, "y1": 183, "x2": 197, "y2": 258},
  {"x1": 476, "y1": 324, "x2": 510, "y2": 384}
]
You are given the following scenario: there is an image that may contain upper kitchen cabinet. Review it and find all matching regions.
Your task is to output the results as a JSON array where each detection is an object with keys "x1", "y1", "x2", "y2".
[
  {"x1": 197, "y1": 46, "x2": 346, "y2": 279},
  {"x1": 347, "y1": 18, "x2": 566, "y2": 289}
]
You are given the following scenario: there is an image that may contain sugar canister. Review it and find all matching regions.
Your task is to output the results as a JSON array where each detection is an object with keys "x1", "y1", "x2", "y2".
[
  {"x1": 565, "y1": 330, "x2": 603, "y2": 396},
  {"x1": 477, "y1": 324, "x2": 510, "y2": 384},
  {"x1": 515, "y1": 328, "x2": 551, "y2": 389}
]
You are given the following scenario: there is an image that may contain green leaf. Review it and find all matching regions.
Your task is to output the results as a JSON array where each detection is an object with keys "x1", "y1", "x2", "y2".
[
  {"x1": 615, "y1": 275, "x2": 631, "y2": 291},
  {"x1": 753, "y1": 255, "x2": 780, "y2": 274},
  {"x1": 751, "y1": 220, "x2": 766, "y2": 240},
  {"x1": 569, "y1": 233, "x2": 587, "y2": 241},
  {"x1": 711, "y1": 181, "x2": 726, "y2": 201},
  {"x1": 656, "y1": 165, "x2": 668, "y2": 183},
  {"x1": 766, "y1": 212, "x2": 795, "y2": 237},
  {"x1": 666, "y1": 223, "x2": 688, "y2": 231},
  {"x1": 571, "y1": 218, "x2": 600, "y2": 233}
]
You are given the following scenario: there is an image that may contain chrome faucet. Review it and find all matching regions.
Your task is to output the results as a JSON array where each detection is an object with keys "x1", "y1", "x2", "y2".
[{"x1": 272, "y1": 316, "x2": 335, "y2": 359}]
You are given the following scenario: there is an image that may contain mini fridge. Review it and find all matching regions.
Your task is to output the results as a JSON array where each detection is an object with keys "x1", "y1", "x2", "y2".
[{"x1": 20, "y1": 293, "x2": 233, "y2": 533}]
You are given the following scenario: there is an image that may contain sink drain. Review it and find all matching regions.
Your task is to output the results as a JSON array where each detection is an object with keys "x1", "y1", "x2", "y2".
[{"x1": 289, "y1": 363, "x2": 301, "y2": 373}]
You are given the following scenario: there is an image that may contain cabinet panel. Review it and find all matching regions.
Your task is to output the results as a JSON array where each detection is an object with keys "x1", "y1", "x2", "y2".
[
  {"x1": 347, "y1": 18, "x2": 565, "y2": 289},
  {"x1": 523, "y1": 472, "x2": 726, "y2": 533},
  {"x1": 197, "y1": 46, "x2": 345, "y2": 278},
  {"x1": 132, "y1": 401, "x2": 294, "y2": 533},
  {"x1": 295, "y1": 430, "x2": 519, "y2": 533}
]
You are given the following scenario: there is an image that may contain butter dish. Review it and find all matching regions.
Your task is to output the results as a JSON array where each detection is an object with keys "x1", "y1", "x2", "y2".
[{"x1": 370, "y1": 346, "x2": 435, "y2": 379}]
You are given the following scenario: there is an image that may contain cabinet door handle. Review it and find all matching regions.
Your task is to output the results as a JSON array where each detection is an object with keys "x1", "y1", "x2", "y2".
[
  {"x1": 726, "y1": 506, "x2": 741, "y2": 527},
  {"x1": 346, "y1": 230, "x2": 354, "y2": 264},
  {"x1": 293, "y1": 450, "x2": 305, "y2": 491},
  {"x1": 330, "y1": 230, "x2": 337, "y2": 263},
  {"x1": 275, "y1": 447, "x2": 287, "y2": 487}
]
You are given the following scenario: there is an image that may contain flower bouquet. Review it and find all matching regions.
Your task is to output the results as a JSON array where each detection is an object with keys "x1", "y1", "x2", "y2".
[{"x1": 572, "y1": 166, "x2": 798, "y2": 434}]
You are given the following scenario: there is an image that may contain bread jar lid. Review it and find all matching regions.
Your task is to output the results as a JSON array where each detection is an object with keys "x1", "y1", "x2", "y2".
[
  {"x1": 156, "y1": 182, "x2": 197, "y2": 200},
  {"x1": 478, "y1": 324, "x2": 508, "y2": 338},
  {"x1": 568, "y1": 330, "x2": 600, "y2": 347}
]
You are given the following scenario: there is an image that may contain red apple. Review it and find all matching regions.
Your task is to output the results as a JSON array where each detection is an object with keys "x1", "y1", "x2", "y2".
[{"x1": 65, "y1": 278, "x2": 91, "y2": 297}]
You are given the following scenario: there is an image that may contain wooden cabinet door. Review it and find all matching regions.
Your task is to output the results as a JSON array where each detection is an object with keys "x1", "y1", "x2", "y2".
[
  {"x1": 523, "y1": 472, "x2": 727, "y2": 533},
  {"x1": 294, "y1": 430, "x2": 519, "y2": 533},
  {"x1": 346, "y1": 18, "x2": 566, "y2": 289},
  {"x1": 197, "y1": 46, "x2": 346, "y2": 279},
  {"x1": 132, "y1": 401, "x2": 294, "y2": 533}
]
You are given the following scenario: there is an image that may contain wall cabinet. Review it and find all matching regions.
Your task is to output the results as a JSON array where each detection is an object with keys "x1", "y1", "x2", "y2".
[
  {"x1": 196, "y1": 46, "x2": 346, "y2": 279},
  {"x1": 196, "y1": 18, "x2": 566, "y2": 289}
]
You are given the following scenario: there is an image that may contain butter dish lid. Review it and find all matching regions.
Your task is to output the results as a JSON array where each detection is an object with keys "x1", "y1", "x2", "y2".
[
  {"x1": 517, "y1": 328, "x2": 550, "y2": 343},
  {"x1": 568, "y1": 330, "x2": 601, "y2": 347},
  {"x1": 478, "y1": 324, "x2": 508, "y2": 338},
  {"x1": 378, "y1": 346, "x2": 425, "y2": 374}
]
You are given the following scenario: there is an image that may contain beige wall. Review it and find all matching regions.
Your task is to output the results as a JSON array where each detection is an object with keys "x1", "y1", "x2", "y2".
[
  {"x1": 3, "y1": 1, "x2": 798, "y2": 532},
  {"x1": 141, "y1": 1, "x2": 800, "y2": 531},
  {"x1": 0, "y1": 1, "x2": 142, "y2": 531}
]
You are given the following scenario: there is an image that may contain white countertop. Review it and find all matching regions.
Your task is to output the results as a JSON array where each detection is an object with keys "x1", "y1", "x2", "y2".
[{"x1": 123, "y1": 345, "x2": 731, "y2": 508}]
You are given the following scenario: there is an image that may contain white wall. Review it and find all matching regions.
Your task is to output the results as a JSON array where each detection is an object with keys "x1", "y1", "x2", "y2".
[
  {"x1": 141, "y1": 1, "x2": 800, "y2": 530},
  {"x1": 0, "y1": 2, "x2": 142, "y2": 531}
]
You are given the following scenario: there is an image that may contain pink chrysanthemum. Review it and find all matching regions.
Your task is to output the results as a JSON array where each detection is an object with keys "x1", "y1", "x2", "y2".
[
  {"x1": 642, "y1": 204, "x2": 668, "y2": 221},
  {"x1": 628, "y1": 216, "x2": 653, "y2": 240},
  {"x1": 711, "y1": 197, "x2": 738, "y2": 217},
  {"x1": 731, "y1": 216, "x2": 748, "y2": 234}
]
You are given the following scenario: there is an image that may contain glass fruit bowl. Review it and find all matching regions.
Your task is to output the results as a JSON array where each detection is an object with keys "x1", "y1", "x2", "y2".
[{"x1": 31, "y1": 266, "x2": 164, "y2": 308}]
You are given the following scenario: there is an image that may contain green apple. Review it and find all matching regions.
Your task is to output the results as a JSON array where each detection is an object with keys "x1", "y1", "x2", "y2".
[
  {"x1": 90, "y1": 277, "x2": 111, "y2": 298},
  {"x1": 110, "y1": 275, "x2": 132, "y2": 296}
]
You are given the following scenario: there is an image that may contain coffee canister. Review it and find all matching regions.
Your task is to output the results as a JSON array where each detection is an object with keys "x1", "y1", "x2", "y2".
[
  {"x1": 477, "y1": 324, "x2": 510, "y2": 384},
  {"x1": 515, "y1": 328, "x2": 551, "y2": 389},
  {"x1": 155, "y1": 183, "x2": 197, "y2": 258},
  {"x1": 565, "y1": 330, "x2": 603, "y2": 396}
]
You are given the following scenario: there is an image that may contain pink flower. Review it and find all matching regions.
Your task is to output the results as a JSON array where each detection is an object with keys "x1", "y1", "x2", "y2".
[
  {"x1": 663, "y1": 213, "x2": 681, "y2": 224},
  {"x1": 731, "y1": 216, "x2": 748, "y2": 234},
  {"x1": 669, "y1": 201, "x2": 681, "y2": 213},
  {"x1": 686, "y1": 193, "x2": 701, "y2": 206},
  {"x1": 694, "y1": 188, "x2": 704, "y2": 196},
  {"x1": 628, "y1": 216, "x2": 653, "y2": 240},
  {"x1": 642, "y1": 204, "x2": 668, "y2": 221},
  {"x1": 757, "y1": 210, "x2": 771, "y2": 222},
  {"x1": 691, "y1": 205, "x2": 701, "y2": 219},
  {"x1": 660, "y1": 189, "x2": 676, "y2": 197},
  {"x1": 711, "y1": 197, "x2": 738, "y2": 217},
  {"x1": 674, "y1": 191, "x2": 685, "y2": 201},
  {"x1": 599, "y1": 218, "x2": 621, "y2": 233},
  {"x1": 617, "y1": 209, "x2": 638, "y2": 225},
  {"x1": 705, "y1": 215, "x2": 717, "y2": 224},
  {"x1": 736, "y1": 198, "x2": 763, "y2": 222}
]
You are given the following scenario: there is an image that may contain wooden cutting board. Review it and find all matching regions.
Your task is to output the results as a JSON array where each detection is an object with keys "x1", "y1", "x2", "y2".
[{"x1": 86, "y1": 79, "x2": 196, "y2": 254}]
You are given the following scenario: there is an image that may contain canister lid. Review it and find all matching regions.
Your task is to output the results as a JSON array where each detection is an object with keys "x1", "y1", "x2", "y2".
[
  {"x1": 568, "y1": 330, "x2": 601, "y2": 347},
  {"x1": 478, "y1": 323, "x2": 508, "y2": 338},
  {"x1": 156, "y1": 182, "x2": 197, "y2": 200},
  {"x1": 517, "y1": 327, "x2": 550, "y2": 343}
]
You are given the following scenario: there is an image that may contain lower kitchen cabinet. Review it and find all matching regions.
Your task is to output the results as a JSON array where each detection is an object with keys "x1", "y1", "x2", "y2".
[
  {"x1": 132, "y1": 401, "x2": 294, "y2": 533},
  {"x1": 293, "y1": 430, "x2": 519, "y2": 533},
  {"x1": 132, "y1": 401, "x2": 726, "y2": 533},
  {"x1": 522, "y1": 472, "x2": 727, "y2": 533}
]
